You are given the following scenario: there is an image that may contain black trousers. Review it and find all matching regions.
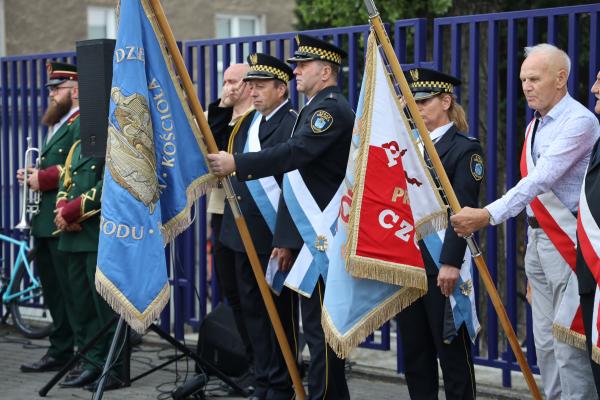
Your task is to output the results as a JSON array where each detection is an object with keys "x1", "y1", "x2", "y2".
[
  {"x1": 580, "y1": 291, "x2": 600, "y2": 398},
  {"x1": 301, "y1": 278, "x2": 349, "y2": 400},
  {"x1": 398, "y1": 275, "x2": 476, "y2": 400},
  {"x1": 212, "y1": 214, "x2": 253, "y2": 365},
  {"x1": 233, "y1": 250, "x2": 298, "y2": 400}
]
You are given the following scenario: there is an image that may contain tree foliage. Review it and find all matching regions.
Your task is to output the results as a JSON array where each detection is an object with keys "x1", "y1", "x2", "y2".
[{"x1": 295, "y1": 0, "x2": 453, "y2": 30}]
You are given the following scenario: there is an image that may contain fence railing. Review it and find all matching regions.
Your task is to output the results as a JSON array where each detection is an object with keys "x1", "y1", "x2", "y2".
[{"x1": 2, "y1": 3, "x2": 599, "y2": 387}]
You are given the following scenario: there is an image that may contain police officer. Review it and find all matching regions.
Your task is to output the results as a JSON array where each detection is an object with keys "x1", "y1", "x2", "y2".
[
  {"x1": 218, "y1": 53, "x2": 299, "y2": 400},
  {"x1": 19, "y1": 62, "x2": 79, "y2": 373},
  {"x1": 208, "y1": 34, "x2": 353, "y2": 400},
  {"x1": 398, "y1": 68, "x2": 482, "y2": 399},
  {"x1": 53, "y1": 141, "x2": 122, "y2": 390}
]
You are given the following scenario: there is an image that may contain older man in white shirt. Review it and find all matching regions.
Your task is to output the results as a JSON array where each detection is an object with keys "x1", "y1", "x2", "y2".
[{"x1": 451, "y1": 43, "x2": 599, "y2": 399}]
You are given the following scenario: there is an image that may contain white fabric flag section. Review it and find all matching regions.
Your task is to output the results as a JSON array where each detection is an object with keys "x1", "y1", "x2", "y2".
[{"x1": 322, "y1": 32, "x2": 446, "y2": 358}]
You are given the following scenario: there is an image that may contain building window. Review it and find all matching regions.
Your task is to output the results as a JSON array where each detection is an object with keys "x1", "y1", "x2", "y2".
[
  {"x1": 216, "y1": 14, "x2": 264, "y2": 39},
  {"x1": 87, "y1": 6, "x2": 117, "y2": 39},
  {"x1": 215, "y1": 14, "x2": 264, "y2": 92}
]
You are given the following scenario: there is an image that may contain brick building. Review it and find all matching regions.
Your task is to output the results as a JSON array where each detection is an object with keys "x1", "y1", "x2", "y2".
[{"x1": 0, "y1": 0, "x2": 296, "y2": 56}]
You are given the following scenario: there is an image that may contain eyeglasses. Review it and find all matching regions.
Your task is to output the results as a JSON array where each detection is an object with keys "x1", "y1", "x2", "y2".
[{"x1": 48, "y1": 85, "x2": 73, "y2": 93}]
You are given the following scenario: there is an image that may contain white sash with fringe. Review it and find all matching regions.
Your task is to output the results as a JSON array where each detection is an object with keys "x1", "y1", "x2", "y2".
[{"x1": 521, "y1": 119, "x2": 585, "y2": 349}]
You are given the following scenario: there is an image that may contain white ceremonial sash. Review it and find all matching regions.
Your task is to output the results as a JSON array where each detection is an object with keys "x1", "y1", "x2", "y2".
[
  {"x1": 578, "y1": 171, "x2": 600, "y2": 363},
  {"x1": 521, "y1": 119, "x2": 585, "y2": 349},
  {"x1": 282, "y1": 169, "x2": 344, "y2": 297}
]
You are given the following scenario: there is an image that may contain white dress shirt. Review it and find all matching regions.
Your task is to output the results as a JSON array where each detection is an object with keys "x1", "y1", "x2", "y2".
[{"x1": 486, "y1": 93, "x2": 600, "y2": 224}]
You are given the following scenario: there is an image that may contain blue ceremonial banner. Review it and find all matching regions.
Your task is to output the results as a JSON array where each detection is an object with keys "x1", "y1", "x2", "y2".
[{"x1": 96, "y1": 0, "x2": 213, "y2": 332}]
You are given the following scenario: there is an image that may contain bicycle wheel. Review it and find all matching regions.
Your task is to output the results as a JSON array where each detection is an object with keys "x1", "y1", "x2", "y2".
[{"x1": 8, "y1": 250, "x2": 53, "y2": 339}]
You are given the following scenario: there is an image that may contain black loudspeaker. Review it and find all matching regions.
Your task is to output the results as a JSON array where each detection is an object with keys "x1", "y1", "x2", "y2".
[
  {"x1": 76, "y1": 38, "x2": 115, "y2": 158},
  {"x1": 196, "y1": 303, "x2": 249, "y2": 377}
]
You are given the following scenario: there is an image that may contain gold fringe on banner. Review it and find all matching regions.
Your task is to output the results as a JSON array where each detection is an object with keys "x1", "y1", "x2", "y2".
[
  {"x1": 552, "y1": 323, "x2": 587, "y2": 351},
  {"x1": 347, "y1": 254, "x2": 427, "y2": 290},
  {"x1": 413, "y1": 211, "x2": 448, "y2": 240},
  {"x1": 95, "y1": 268, "x2": 170, "y2": 333},
  {"x1": 161, "y1": 176, "x2": 214, "y2": 245},
  {"x1": 592, "y1": 345, "x2": 600, "y2": 365},
  {"x1": 322, "y1": 286, "x2": 424, "y2": 359}
]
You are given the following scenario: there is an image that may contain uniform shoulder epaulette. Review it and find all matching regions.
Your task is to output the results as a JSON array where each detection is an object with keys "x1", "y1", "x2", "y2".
[
  {"x1": 456, "y1": 132, "x2": 480, "y2": 142},
  {"x1": 67, "y1": 110, "x2": 80, "y2": 126}
]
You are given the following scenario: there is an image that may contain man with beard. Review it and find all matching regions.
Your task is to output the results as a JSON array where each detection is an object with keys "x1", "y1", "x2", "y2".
[{"x1": 18, "y1": 62, "x2": 80, "y2": 373}]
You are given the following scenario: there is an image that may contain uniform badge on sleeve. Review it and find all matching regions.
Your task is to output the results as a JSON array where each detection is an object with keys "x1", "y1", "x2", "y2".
[
  {"x1": 311, "y1": 110, "x2": 333, "y2": 133},
  {"x1": 470, "y1": 154, "x2": 484, "y2": 181}
]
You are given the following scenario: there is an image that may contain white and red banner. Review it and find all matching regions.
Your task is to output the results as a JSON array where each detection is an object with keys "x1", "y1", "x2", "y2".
[
  {"x1": 344, "y1": 42, "x2": 447, "y2": 286},
  {"x1": 520, "y1": 119, "x2": 586, "y2": 350},
  {"x1": 577, "y1": 167, "x2": 600, "y2": 362},
  {"x1": 322, "y1": 32, "x2": 447, "y2": 358}
]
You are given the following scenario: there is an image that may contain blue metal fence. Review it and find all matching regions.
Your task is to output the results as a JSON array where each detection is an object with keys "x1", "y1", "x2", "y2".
[{"x1": 2, "y1": 3, "x2": 599, "y2": 387}]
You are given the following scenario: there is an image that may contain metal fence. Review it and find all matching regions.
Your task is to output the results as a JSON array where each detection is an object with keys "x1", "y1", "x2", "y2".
[{"x1": 1, "y1": 3, "x2": 599, "y2": 387}]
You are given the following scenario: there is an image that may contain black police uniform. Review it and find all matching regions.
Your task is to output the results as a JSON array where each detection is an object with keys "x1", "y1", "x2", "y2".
[
  {"x1": 234, "y1": 35, "x2": 353, "y2": 400},
  {"x1": 576, "y1": 138, "x2": 600, "y2": 396},
  {"x1": 206, "y1": 99, "x2": 254, "y2": 366},
  {"x1": 220, "y1": 53, "x2": 300, "y2": 400},
  {"x1": 398, "y1": 68, "x2": 482, "y2": 400}
]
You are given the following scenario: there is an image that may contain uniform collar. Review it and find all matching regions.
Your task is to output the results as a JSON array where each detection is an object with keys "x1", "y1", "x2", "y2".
[
  {"x1": 429, "y1": 122, "x2": 454, "y2": 144},
  {"x1": 264, "y1": 99, "x2": 289, "y2": 122}
]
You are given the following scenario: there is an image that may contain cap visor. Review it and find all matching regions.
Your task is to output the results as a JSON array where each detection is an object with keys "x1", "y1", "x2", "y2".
[
  {"x1": 45, "y1": 78, "x2": 67, "y2": 87},
  {"x1": 413, "y1": 91, "x2": 440, "y2": 101},
  {"x1": 286, "y1": 55, "x2": 318, "y2": 63}
]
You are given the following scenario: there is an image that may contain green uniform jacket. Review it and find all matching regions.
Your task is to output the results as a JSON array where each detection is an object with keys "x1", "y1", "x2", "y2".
[
  {"x1": 56, "y1": 141, "x2": 104, "y2": 252},
  {"x1": 31, "y1": 111, "x2": 80, "y2": 238}
]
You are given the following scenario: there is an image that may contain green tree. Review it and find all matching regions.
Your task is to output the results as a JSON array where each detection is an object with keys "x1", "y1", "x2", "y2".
[{"x1": 295, "y1": 0, "x2": 453, "y2": 30}]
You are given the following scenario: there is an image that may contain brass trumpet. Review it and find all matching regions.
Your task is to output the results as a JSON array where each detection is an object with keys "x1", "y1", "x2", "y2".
[{"x1": 15, "y1": 136, "x2": 41, "y2": 230}]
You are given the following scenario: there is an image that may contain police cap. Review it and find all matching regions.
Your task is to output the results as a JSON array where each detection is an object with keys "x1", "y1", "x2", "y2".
[
  {"x1": 244, "y1": 53, "x2": 294, "y2": 83},
  {"x1": 405, "y1": 67, "x2": 461, "y2": 101},
  {"x1": 287, "y1": 34, "x2": 346, "y2": 66}
]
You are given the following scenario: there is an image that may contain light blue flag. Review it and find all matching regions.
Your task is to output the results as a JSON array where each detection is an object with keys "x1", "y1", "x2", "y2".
[
  {"x1": 422, "y1": 233, "x2": 480, "y2": 342},
  {"x1": 96, "y1": 0, "x2": 213, "y2": 333}
]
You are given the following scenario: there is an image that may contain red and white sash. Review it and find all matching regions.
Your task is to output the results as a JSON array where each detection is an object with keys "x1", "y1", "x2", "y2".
[
  {"x1": 578, "y1": 170, "x2": 600, "y2": 362},
  {"x1": 520, "y1": 119, "x2": 586, "y2": 350}
]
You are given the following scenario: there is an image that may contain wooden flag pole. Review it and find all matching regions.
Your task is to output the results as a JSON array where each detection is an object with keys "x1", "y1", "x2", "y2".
[
  {"x1": 362, "y1": 1, "x2": 542, "y2": 399},
  {"x1": 147, "y1": 1, "x2": 306, "y2": 398}
]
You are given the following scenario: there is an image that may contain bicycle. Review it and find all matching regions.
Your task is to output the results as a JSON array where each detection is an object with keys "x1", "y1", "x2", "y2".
[{"x1": 0, "y1": 232, "x2": 52, "y2": 338}]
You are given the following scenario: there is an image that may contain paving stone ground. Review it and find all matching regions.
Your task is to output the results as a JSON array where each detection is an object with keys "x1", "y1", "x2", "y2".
[{"x1": 0, "y1": 323, "x2": 536, "y2": 399}]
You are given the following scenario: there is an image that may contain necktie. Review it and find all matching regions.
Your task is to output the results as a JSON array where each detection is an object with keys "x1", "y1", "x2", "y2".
[
  {"x1": 530, "y1": 118, "x2": 540, "y2": 157},
  {"x1": 258, "y1": 116, "x2": 268, "y2": 138}
]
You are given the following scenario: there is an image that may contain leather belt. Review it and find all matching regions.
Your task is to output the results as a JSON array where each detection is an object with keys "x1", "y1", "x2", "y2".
[
  {"x1": 527, "y1": 212, "x2": 577, "y2": 229},
  {"x1": 527, "y1": 216, "x2": 540, "y2": 229}
]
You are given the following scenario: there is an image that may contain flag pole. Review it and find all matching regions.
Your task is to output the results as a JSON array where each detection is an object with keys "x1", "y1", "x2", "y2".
[
  {"x1": 362, "y1": 1, "x2": 542, "y2": 399},
  {"x1": 147, "y1": 1, "x2": 306, "y2": 398}
]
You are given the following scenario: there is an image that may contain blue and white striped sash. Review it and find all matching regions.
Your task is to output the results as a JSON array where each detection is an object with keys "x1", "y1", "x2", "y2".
[
  {"x1": 243, "y1": 112, "x2": 280, "y2": 233},
  {"x1": 281, "y1": 170, "x2": 344, "y2": 297}
]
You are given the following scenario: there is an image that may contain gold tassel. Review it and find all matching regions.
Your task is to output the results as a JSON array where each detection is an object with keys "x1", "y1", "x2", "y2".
[
  {"x1": 592, "y1": 345, "x2": 600, "y2": 365},
  {"x1": 552, "y1": 323, "x2": 587, "y2": 351},
  {"x1": 322, "y1": 286, "x2": 425, "y2": 359},
  {"x1": 347, "y1": 255, "x2": 428, "y2": 290},
  {"x1": 95, "y1": 268, "x2": 170, "y2": 334},
  {"x1": 161, "y1": 176, "x2": 214, "y2": 245}
]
